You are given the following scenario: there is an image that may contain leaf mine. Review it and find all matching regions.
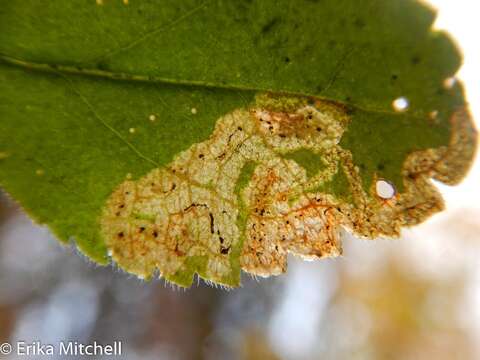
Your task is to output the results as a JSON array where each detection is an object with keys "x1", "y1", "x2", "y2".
[{"x1": 100, "y1": 94, "x2": 476, "y2": 287}]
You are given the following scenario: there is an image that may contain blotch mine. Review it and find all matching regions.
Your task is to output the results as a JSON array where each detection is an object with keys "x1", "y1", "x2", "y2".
[{"x1": 100, "y1": 94, "x2": 476, "y2": 287}]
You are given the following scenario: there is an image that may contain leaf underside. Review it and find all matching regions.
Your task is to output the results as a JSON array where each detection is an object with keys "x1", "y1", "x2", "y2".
[{"x1": 0, "y1": 0, "x2": 476, "y2": 287}]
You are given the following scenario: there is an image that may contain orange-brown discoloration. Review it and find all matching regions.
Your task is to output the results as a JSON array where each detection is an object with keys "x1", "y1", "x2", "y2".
[{"x1": 101, "y1": 95, "x2": 476, "y2": 286}]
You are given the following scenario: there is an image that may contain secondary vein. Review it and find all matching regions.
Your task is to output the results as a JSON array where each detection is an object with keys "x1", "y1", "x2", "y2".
[{"x1": 60, "y1": 74, "x2": 159, "y2": 167}]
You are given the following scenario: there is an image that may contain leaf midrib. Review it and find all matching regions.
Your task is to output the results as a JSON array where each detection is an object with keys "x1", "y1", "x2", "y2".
[{"x1": 0, "y1": 53, "x2": 428, "y2": 120}]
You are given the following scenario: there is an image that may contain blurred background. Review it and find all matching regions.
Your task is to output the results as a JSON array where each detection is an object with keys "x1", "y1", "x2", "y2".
[{"x1": 1, "y1": 1, "x2": 479, "y2": 359}]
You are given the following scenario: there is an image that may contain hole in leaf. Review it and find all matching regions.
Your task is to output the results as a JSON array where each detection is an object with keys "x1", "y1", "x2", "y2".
[
  {"x1": 392, "y1": 97, "x2": 409, "y2": 112},
  {"x1": 376, "y1": 179, "x2": 396, "y2": 199},
  {"x1": 443, "y1": 77, "x2": 456, "y2": 89}
]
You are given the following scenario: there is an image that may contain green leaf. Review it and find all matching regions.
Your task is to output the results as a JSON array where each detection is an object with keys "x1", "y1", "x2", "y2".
[{"x1": 0, "y1": 0, "x2": 476, "y2": 287}]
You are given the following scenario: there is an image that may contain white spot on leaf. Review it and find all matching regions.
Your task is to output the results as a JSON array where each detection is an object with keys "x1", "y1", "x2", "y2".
[{"x1": 392, "y1": 97, "x2": 409, "y2": 112}]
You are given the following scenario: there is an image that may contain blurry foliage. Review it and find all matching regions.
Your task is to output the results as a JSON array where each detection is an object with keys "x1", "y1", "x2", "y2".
[{"x1": 336, "y1": 261, "x2": 472, "y2": 359}]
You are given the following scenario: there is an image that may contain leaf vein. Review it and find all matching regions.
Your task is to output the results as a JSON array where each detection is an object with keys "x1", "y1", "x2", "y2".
[
  {"x1": 87, "y1": 1, "x2": 211, "y2": 65},
  {"x1": 60, "y1": 74, "x2": 159, "y2": 167}
]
